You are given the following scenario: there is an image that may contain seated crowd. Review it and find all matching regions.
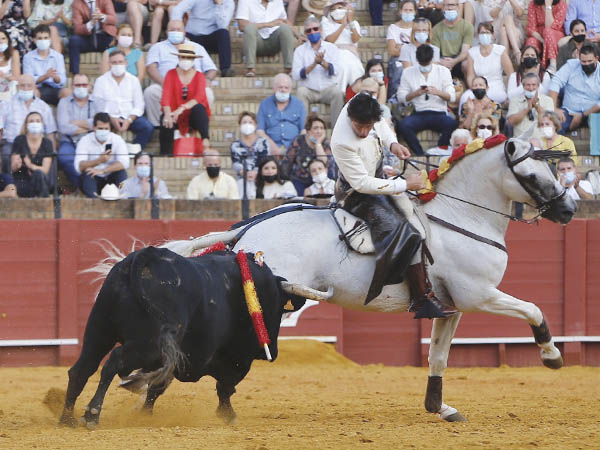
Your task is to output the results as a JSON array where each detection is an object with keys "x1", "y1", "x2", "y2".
[{"x1": 0, "y1": 0, "x2": 597, "y2": 201}]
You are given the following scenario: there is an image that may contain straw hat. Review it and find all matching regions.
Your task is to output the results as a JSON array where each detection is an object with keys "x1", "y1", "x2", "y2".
[
  {"x1": 301, "y1": 0, "x2": 328, "y2": 15},
  {"x1": 171, "y1": 42, "x2": 203, "y2": 58},
  {"x1": 323, "y1": 0, "x2": 347, "y2": 16},
  {"x1": 100, "y1": 183, "x2": 120, "y2": 201}
]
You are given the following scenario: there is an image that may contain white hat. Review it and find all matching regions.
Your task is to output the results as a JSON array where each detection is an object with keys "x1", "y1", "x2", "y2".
[
  {"x1": 100, "y1": 183, "x2": 120, "y2": 201},
  {"x1": 301, "y1": 0, "x2": 328, "y2": 15}
]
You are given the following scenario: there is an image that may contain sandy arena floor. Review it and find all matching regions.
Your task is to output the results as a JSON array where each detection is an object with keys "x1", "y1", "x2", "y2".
[{"x1": 0, "y1": 340, "x2": 598, "y2": 450}]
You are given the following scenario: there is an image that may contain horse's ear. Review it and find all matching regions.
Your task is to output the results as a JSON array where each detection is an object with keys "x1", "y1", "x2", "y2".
[
  {"x1": 516, "y1": 122, "x2": 536, "y2": 141},
  {"x1": 505, "y1": 140, "x2": 517, "y2": 157}
]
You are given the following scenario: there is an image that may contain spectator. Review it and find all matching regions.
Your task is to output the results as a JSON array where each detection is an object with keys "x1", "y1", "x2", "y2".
[
  {"x1": 557, "y1": 19, "x2": 597, "y2": 70},
  {"x1": 322, "y1": 0, "x2": 364, "y2": 90},
  {"x1": 230, "y1": 111, "x2": 269, "y2": 194},
  {"x1": 284, "y1": 114, "x2": 332, "y2": 194},
  {"x1": 27, "y1": 0, "x2": 72, "y2": 53},
  {"x1": 148, "y1": 0, "x2": 182, "y2": 45},
  {"x1": 549, "y1": 45, "x2": 600, "y2": 134},
  {"x1": 171, "y1": 0, "x2": 235, "y2": 77},
  {"x1": 236, "y1": 0, "x2": 295, "y2": 78},
  {"x1": 397, "y1": 44, "x2": 457, "y2": 155},
  {"x1": 119, "y1": 152, "x2": 172, "y2": 199},
  {"x1": 348, "y1": 59, "x2": 387, "y2": 103},
  {"x1": 387, "y1": 1, "x2": 417, "y2": 98},
  {"x1": 565, "y1": 0, "x2": 600, "y2": 43},
  {"x1": 507, "y1": 45, "x2": 552, "y2": 98},
  {"x1": 10, "y1": 111, "x2": 53, "y2": 197},
  {"x1": 256, "y1": 72, "x2": 306, "y2": 154},
  {"x1": 525, "y1": 0, "x2": 567, "y2": 73},
  {"x1": 536, "y1": 110, "x2": 576, "y2": 155},
  {"x1": 70, "y1": 0, "x2": 117, "y2": 74},
  {"x1": 470, "y1": 111, "x2": 499, "y2": 139},
  {"x1": 0, "y1": 74, "x2": 57, "y2": 172},
  {"x1": 0, "y1": 0, "x2": 32, "y2": 57},
  {"x1": 507, "y1": 73, "x2": 553, "y2": 138},
  {"x1": 159, "y1": 42, "x2": 211, "y2": 154},
  {"x1": 100, "y1": 23, "x2": 146, "y2": 82},
  {"x1": 399, "y1": 17, "x2": 440, "y2": 69},
  {"x1": 292, "y1": 16, "x2": 344, "y2": 127},
  {"x1": 144, "y1": 19, "x2": 217, "y2": 127},
  {"x1": 304, "y1": 158, "x2": 335, "y2": 197},
  {"x1": 464, "y1": 22, "x2": 513, "y2": 105},
  {"x1": 94, "y1": 50, "x2": 153, "y2": 149},
  {"x1": 256, "y1": 155, "x2": 296, "y2": 199},
  {"x1": 427, "y1": 126, "x2": 471, "y2": 155},
  {"x1": 417, "y1": 0, "x2": 444, "y2": 27},
  {"x1": 74, "y1": 112, "x2": 129, "y2": 198},
  {"x1": 22, "y1": 24, "x2": 66, "y2": 106},
  {"x1": 431, "y1": 0, "x2": 474, "y2": 80},
  {"x1": 557, "y1": 157, "x2": 593, "y2": 200},
  {"x1": 57, "y1": 73, "x2": 104, "y2": 189},
  {"x1": 459, "y1": 75, "x2": 501, "y2": 130},
  {"x1": 0, "y1": 172, "x2": 16, "y2": 196},
  {"x1": 481, "y1": 0, "x2": 526, "y2": 62},
  {"x1": 112, "y1": 0, "x2": 148, "y2": 47},
  {"x1": 585, "y1": 169, "x2": 600, "y2": 196},
  {"x1": 186, "y1": 148, "x2": 239, "y2": 200},
  {"x1": 0, "y1": 28, "x2": 22, "y2": 101},
  {"x1": 360, "y1": 76, "x2": 393, "y2": 126}
]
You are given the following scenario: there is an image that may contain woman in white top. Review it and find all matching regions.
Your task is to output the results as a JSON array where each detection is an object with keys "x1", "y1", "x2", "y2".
[
  {"x1": 506, "y1": 45, "x2": 551, "y2": 99},
  {"x1": 464, "y1": 22, "x2": 513, "y2": 105},
  {"x1": 256, "y1": 156, "x2": 297, "y2": 199},
  {"x1": 399, "y1": 17, "x2": 440, "y2": 68},
  {"x1": 0, "y1": 29, "x2": 20, "y2": 101},
  {"x1": 386, "y1": 0, "x2": 417, "y2": 97},
  {"x1": 321, "y1": 0, "x2": 364, "y2": 89}
]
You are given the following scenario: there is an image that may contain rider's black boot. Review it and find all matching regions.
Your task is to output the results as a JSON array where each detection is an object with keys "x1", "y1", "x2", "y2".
[{"x1": 406, "y1": 262, "x2": 457, "y2": 319}]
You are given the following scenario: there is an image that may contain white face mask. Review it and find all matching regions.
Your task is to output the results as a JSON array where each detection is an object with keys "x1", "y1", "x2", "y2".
[
  {"x1": 118, "y1": 35, "x2": 133, "y2": 48},
  {"x1": 275, "y1": 91, "x2": 290, "y2": 103},
  {"x1": 477, "y1": 128, "x2": 493, "y2": 139},
  {"x1": 178, "y1": 59, "x2": 194, "y2": 71},
  {"x1": 312, "y1": 172, "x2": 328, "y2": 185},
  {"x1": 542, "y1": 126, "x2": 554, "y2": 138},
  {"x1": 330, "y1": 8, "x2": 347, "y2": 21},
  {"x1": 564, "y1": 171, "x2": 576, "y2": 184},
  {"x1": 73, "y1": 86, "x2": 89, "y2": 99},
  {"x1": 370, "y1": 71, "x2": 384, "y2": 82},
  {"x1": 419, "y1": 64, "x2": 432, "y2": 73},
  {"x1": 95, "y1": 129, "x2": 110, "y2": 142},
  {"x1": 524, "y1": 89, "x2": 537, "y2": 99},
  {"x1": 240, "y1": 123, "x2": 256, "y2": 135},
  {"x1": 27, "y1": 122, "x2": 43, "y2": 134},
  {"x1": 110, "y1": 64, "x2": 127, "y2": 77},
  {"x1": 478, "y1": 33, "x2": 492, "y2": 46},
  {"x1": 36, "y1": 39, "x2": 51, "y2": 51},
  {"x1": 414, "y1": 32, "x2": 428, "y2": 44},
  {"x1": 0, "y1": 43, "x2": 8, "y2": 52}
]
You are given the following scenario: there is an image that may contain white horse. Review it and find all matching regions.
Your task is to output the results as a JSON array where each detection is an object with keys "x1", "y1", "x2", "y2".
[{"x1": 158, "y1": 137, "x2": 576, "y2": 422}]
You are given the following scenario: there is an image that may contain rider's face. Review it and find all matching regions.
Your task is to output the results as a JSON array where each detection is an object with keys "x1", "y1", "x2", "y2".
[{"x1": 350, "y1": 120, "x2": 376, "y2": 139}]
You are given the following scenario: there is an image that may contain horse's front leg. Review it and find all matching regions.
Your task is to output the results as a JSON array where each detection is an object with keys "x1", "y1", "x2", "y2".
[
  {"x1": 476, "y1": 289, "x2": 563, "y2": 369},
  {"x1": 425, "y1": 313, "x2": 466, "y2": 422}
]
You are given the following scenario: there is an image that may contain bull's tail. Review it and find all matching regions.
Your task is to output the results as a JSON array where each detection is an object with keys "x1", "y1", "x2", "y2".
[{"x1": 81, "y1": 238, "x2": 145, "y2": 282}]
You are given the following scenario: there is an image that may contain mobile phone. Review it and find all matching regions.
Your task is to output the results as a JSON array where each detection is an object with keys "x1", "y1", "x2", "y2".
[{"x1": 105, "y1": 143, "x2": 112, "y2": 154}]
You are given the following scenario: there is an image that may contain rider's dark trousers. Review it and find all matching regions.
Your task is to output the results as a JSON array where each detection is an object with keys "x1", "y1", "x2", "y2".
[{"x1": 343, "y1": 191, "x2": 423, "y2": 303}]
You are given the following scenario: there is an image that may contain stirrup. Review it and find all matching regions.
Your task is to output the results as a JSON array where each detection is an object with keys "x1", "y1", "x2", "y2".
[{"x1": 408, "y1": 292, "x2": 457, "y2": 320}]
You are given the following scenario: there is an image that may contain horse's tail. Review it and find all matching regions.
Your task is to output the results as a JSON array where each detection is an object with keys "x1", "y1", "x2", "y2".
[{"x1": 158, "y1": 227, "x2": 245, "y2": 257}]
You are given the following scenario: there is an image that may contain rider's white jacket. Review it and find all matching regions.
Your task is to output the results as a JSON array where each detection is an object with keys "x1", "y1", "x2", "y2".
[{"x1": 331, "y1": 103, "x2": 407, "y2": 195}]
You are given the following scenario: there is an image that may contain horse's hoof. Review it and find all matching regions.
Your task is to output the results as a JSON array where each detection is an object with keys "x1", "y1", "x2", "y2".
[
  {"x1": 543, "y1": 356, "x2": 563, "y2": 370},
  {"x1": 444, "y1": 412, "x2": 467, "y2": 422}
]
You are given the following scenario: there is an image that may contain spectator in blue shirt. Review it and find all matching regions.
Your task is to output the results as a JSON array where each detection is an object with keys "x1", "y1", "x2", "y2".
[
  {"x1": 549, "y1": 44, "x2": 600, "y2": 134},
  {"x1": 565, "y1": 0, "x2": 600, "y2": 42},
  {"x1": 256, "y1": 73, "x2": 306, "y2": 155},
  {"x1": 171, "y1": 0, "x2": 236, "y2": 77},
  {"x1": 22, "y1": 25, "x2": 67, "y2": 106}
]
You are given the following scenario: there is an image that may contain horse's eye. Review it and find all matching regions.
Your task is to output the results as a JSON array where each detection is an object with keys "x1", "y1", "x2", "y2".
[{"x1": 527, "y1": 174, "x2": 537, "y2": 182}]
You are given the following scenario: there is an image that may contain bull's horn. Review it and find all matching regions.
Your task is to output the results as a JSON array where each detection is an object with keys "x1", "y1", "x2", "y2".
[{"x1": 281, "y1": 282, "x2": 334, "y2": 301}]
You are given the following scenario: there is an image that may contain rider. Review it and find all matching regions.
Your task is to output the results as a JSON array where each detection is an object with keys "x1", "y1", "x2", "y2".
[{"x1": 331, "y1": 93, "x2": 456, "y2": 319}]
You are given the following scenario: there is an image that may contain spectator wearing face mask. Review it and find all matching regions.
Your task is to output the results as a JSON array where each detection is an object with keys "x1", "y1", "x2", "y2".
[
  {"x1": 22, "y1": 24, "x2": 67, "y2": 106},
  {"x1": 256, "y1": 73, "x2": 306, "y2": 155},
  {"x1": 427, "y1": 126, "x2": 471, "y2": 155},
  {"x1": 100, "y1": 23, "x2": 145, "y2": 82},
  {"x1": 399, "y1": 17, "x2": 440, "y2": 68},
  {"x1": 557, "y1": 19, "x2": 598, "y2": 70},
  {"x1": 507, "y1": 45, "x2": 552, "y2": 98},
  {"x1": 459, "y1": 75, "x2": 501, "y2": 130},
  {"x1": 536, "y1": 110, "x2": 576, "y2": 155},
  {"x1": 507, "y1": 73, "x2": 553, "y2": 138},
  {"x1": 186, "y1": 149, "x2": 239, "y2": 200},
  {"x1": 27, "y1": 0, "x2": 73, "y2": 53},
  {"x1": 348, "y1": 59, "x2": 387, "y2": 103},
  {"x1": 284, "y1": 114, "x2": 333, "y2": 194},
  {"x1": 564, "y1": 0, "x2": 600, "y2": 44},
  {"x1": 120, "y1": 152, "x2": 172, "y2": 199},
  {"x1": 230, "y1": 111, "x2": 269, "y2": 196},
  {"x1": 304, "y1": 158, "x2": 335, "y2": 197},
  {"x1": 549, "y1": 44, "x2": 600, "y2": 134},
  {"x1": 470, "y1": 112, "x2": 498, "y2": 140},
  {"x1": 386, "y1": 1, "x2": 418, "y2": 97},
  {"x1": 525, "y1": 0, "x2": 567, "y2": 74},
  {"x1": 360, "y1": 77, "x2": 393, "y2": 125},
  {"x1": 256, "y1": 156, "x2": 296, "y2": 199},
  {"x1": 557, "y1": 157, "x2": 593, "y2": 200},
  {"x1": 397, "y1": 44, "x2": 457, "y2": 155}
]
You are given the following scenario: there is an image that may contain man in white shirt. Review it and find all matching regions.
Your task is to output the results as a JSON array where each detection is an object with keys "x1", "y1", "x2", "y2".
[
  {"x1": 74, "y1": 112, "x2": 130, "y2": 198},
  {"x1": 507, "y1": 73, "x2": 554, "y2": 139},
  {"x1": 331, "y1": 93, "x2": 456, "y2": 318},
  {"x1": 94, "y1": 50, "x2": 154, "y2": 149},
  {"x1": 236, "y1": 0, "x2": 296, "y2": 77},
  {"x1": 396, "y1": 44, "x2": 457, "y2": 155},
  {"x1": 558, "y1": 157, "x2": 593, "y2": 201},
  {"x1": 186, "y1": 149, "x2": 239, "y2": 199},
  {"x1": 144, "y1": 19, "x2": 217, "y2": 127},
  {"x1": 292, "y1": 16, "x2": 344, "y2": 126}
]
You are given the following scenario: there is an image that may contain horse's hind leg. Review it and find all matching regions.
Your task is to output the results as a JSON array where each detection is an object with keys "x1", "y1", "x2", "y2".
[{"x1": 425, "y1": 313, "x2": 466, "y2": 422}]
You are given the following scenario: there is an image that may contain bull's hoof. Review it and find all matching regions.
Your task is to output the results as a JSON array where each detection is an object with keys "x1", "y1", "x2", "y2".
[
  {"x1": 443, "y1": 412, "x2": 467, "y2": 422},
  {"x1": 542, "y1": 356, "x2": 563, "y2": 370},
  {"x1": 58, "y1": 414, "x2": 78, "y2": 427},
  {"x1": 82, "y1": 407, "x2": 100, "y2": 429},
  {"x1": 216, "y1": 406, "x2": 237, "y2": 425}
]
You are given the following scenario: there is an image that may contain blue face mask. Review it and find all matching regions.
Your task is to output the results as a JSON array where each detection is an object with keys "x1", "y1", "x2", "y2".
[
  {"x1": 479, "y1": 33, "x2": 492, "y2": 46},
  {"x1": 167, "y1": 31, "x2": 184, "y2": 45},
  {"x1": 307, "y1": 32, "x2": 321, "y2": 44},
  {"x1": 18, "y1": 89, "x2": 33, "y2": 102},
  {"x1": 414, "y1": 32, "x2": 429, "y2": 44},
  {"x1": 444, "y1": 10, "x2": 458, "y2": 22},
  {"x1": 95, "y1": 129, "x2": 110, "y2": 142},
  {"x1": 401, "y1": 12, "x2": 415, "y2": 22},
  {"x1": 137, "y1": 165, "x2": 151, "y2": 178}
]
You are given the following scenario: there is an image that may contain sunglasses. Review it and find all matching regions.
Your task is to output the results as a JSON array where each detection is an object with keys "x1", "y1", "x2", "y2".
[
  {"x1": 182, "y1": 86, "x2": 188, "y2": 100},
  {"x1": 305, "y1": 27, "x2": 320, "y2": 33},
  {"x1": 478, "y1": 125, "x2": 494, "y2": 130}
]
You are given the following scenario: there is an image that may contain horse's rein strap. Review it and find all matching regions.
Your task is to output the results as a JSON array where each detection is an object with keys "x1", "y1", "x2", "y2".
[{"x1": 426, "y1": 214, "x2": 508, "y2": 253}]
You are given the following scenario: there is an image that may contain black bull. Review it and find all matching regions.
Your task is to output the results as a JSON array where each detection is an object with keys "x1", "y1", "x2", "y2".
[{"x1": 59, "y1": 247, "x2": 305, "y2": 427}]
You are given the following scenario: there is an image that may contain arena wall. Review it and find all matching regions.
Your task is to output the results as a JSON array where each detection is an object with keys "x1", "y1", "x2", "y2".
[{"x1": 0, "y1": 219, "x2": 598, "y2": 367}]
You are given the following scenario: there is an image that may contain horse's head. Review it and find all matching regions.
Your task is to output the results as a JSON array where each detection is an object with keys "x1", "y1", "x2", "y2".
[{"x1": 503, "y1": 138, "x2": 576, "y2": 224}]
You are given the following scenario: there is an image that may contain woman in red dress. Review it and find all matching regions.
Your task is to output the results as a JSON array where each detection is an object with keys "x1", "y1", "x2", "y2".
[
  {"x1": 159, "y1": 42, "x2": 211, "y2": 154},
  {"x1": 525, "y1": 0, "x2": 567, "y2": 73}
]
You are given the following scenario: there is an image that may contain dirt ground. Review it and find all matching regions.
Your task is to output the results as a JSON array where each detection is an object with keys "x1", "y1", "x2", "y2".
[{"x1": 0, "y1": 340, "x2": 598, "y2": 450}]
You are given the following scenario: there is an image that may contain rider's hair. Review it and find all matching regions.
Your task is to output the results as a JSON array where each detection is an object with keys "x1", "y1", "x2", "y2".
[{"x1": 347, "y1": 93, "x2": 382, "y2": 124}]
